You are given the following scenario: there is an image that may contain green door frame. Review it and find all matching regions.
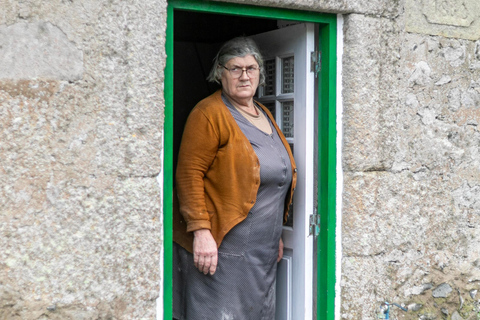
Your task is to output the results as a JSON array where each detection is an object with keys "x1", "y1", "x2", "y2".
[{"x1": 163, "y1": 1, "x2": 337, "y2": 319}]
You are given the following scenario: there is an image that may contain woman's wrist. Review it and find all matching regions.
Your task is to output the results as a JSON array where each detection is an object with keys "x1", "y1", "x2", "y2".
[{"x1": 193, "y1": 228, "x2": 211, "y2": 236}]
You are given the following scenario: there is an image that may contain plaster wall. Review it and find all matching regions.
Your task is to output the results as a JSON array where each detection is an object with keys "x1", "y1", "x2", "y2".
[{"x1": 1, "y1": 0, "x2": 480, "y2": 319}]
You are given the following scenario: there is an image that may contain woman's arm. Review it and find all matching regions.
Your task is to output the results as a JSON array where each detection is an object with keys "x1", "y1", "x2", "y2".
[
  {"x1": 176, "y1": 107, "x2": 220, "y2": 274},
  {"x1": 176, "y1": 108, "x2": 219, "y2": 232}
]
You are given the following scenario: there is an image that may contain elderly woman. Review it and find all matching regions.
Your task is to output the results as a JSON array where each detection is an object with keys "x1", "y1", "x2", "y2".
[{"x1": 173, "y1": 37, "x2": 297, "y2": 320}]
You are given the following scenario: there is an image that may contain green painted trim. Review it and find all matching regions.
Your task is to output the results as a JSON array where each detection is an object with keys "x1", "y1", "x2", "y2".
[
  {"x1": 164, "y1": 1, "x2": 337, "y2": 319},
  {"x1": 163, "y1": 3, "x2": 174, "y2": 320},
  {"x1": 317, "y1": 21, "x2": 337, "y2": 320},
  {"x1": 169, "y1": 0, "x2": 337, "y2": 24}
]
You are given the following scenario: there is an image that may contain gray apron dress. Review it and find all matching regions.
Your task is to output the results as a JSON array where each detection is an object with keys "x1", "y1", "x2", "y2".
[{"x1": 173, "y1": 95, "x2": 293, "y2": 320}]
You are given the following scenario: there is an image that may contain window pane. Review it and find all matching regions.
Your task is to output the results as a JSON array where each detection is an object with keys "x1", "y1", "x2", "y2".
[
  {"x1": 282, "y1": 56, "x2": 294, "y2": 94},
  {"x1": 264, "y1": 59, "x2": 276, "y2": 96},
  {"x1": 282, "y1": 101, "x2": 294, "y2": 138},
  {"x1": 262, "y1": 102, "x2": 276, "y2": 118}
]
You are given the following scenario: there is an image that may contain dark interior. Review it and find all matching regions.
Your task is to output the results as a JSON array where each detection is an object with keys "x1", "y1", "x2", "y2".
[{"x1": 173, "y1": 10, "x2": 282, "y2": 176}]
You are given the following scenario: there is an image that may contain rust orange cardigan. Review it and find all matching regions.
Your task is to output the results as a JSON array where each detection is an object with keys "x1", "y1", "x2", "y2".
[{"x1": 173, "y1": 90, "x2": 297, "y2": 253}]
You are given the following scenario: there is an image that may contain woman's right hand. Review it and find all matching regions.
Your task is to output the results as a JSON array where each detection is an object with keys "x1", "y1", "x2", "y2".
[{"x1": 193, "y1": 229, "x2": 218, "y2": 275}]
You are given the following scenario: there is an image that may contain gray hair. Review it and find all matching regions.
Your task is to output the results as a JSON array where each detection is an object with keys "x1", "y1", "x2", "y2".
[{"x1": 207, "y1": 37, "x2": 265, "y2": 86}]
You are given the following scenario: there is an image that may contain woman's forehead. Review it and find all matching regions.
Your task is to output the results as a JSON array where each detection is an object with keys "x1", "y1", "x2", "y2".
[{"x1": 226, "y1": 55, "x2": 257, "y2": 66}]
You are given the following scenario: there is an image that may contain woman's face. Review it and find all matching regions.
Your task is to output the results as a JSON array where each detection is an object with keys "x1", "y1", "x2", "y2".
[{"x1": 221, "y1": 55, "x2": 260, "y2": 102}]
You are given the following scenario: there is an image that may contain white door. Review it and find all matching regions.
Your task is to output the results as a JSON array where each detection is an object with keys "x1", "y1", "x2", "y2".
[{"x1": 252, "y1": 23, "x2": 316, "y2": 320}]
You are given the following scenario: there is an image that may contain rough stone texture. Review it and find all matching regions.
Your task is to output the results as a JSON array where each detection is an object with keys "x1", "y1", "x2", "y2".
[
  {"x1": 2, "y1": 0, "x2": 480, "y2": 319},
  {"x1": 341, "y1": 9, "x2": 480, "y2": 320},
  {"x1": 0, "y1": 21, "x2": 84, "y2": 80},
  {"x1": 342, "y1": 14, "x2": 402, "y2": 172},
  {"x1": 0, "y1": 0, "x2": 167, "y2": 319},
  {"x1": 213, "y1": 0, "x2": 402, "y2": 17},
  {"x1": 406, "y1": 0, "x2": 480, "y2": 40},
  {"x1": 432, "y1": 283, "x2": 453, "y2": 298}
]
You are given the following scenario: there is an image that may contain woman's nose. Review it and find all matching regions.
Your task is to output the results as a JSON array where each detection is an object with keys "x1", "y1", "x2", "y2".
[{"x1": 239, "y1": 69, "x2": 250, "y2": 80}]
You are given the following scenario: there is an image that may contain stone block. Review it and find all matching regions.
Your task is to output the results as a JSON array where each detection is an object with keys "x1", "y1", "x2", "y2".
[
  {"x1": 342, "y1": 14, "x2": 402, "y2": 172},
  {"x1": 0, "y1": 176, "x2": 161, "y2": 319},
  {"x1": 216, "y1": 0, "x2": 401, "y2": 17},
  {"x1": 406, "y1": 0, "x2": 480, "y2": 40},
  {"x1": 0, "y1": 21, "x2": 83, "y2": 81},
  {"x1": 0, "y1": 1, "x2": 168, "y2": 319},
  {"x1": 432, "y1": 283, "x2": 453, "y2": 298},
  {"x1": 343, "y1": 171, "x2": 454, "y2": 256}
]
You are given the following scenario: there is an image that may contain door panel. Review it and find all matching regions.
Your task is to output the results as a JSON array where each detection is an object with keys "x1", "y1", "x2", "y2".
[
  {"x1": 252, "y1": 23, "x2": 316, "y2": 320},
  {"x1": 275, "y1": 254, "x2": 292, "y2": 320}
]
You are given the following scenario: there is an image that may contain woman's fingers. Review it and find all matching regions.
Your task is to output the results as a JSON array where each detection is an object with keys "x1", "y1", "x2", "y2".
[
  {"x1": 193, "y1": 229, "x2": 218, "y2": 275},
  {"x1": 197, "y1": 254, "x2": 216, "y2": 275},
  {"x1": 277, "y1": 238, "x2": 284, "y2": 263},
  {"x1": 202, "y1": 256, "x2": 211, "y2": 274},
  {"x1": 194, "y1": 253, "x2": 204, "y2": 270},
  {"x1": 209, "y1": 254, "x2": 218, "y2": 275}
]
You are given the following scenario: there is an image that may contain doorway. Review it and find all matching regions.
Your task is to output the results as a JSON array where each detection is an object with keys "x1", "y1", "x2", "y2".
[
  {"x1": 172, "y1": 11, "x2": 278, "y2": 176},
  {"x1": 164, "y1": 2, "x2": 338, "y2": 319}
]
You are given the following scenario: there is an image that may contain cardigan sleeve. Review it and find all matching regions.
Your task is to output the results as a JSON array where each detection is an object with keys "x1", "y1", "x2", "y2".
[{"x1": 175, "y1": 107, "x2": 219, "y2": 232}]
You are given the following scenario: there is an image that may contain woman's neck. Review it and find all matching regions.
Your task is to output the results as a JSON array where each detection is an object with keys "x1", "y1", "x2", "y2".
[{"x1": 223, "y1": 92, "x2": 257, "y2": 115}]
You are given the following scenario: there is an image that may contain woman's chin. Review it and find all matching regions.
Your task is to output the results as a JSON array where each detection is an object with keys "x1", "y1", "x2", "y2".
[{"x1": 233, "y1": 90, "x2": 255, "y2": 99}]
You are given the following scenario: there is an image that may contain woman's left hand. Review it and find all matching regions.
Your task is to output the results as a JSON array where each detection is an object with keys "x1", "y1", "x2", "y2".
[{"x1": 277, "y1": 238, "x2": 284, "y2": 263}]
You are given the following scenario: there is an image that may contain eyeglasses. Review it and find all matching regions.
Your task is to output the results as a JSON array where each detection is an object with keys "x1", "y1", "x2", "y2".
[{"x1": 221, "y1": 65, "x2": 259, "y2": 78}]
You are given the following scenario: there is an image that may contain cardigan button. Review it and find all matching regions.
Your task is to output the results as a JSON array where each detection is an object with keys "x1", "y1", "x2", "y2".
[{"x1": 294, "y1": 168, "x2": 297, "y2": 172}]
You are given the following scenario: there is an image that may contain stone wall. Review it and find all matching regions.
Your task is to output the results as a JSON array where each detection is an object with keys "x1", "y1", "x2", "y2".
[
  {"x1": 0, "y1": 1, "x2": 167, "y2": 319},
  {"x1": 340, "y1": 4, "x2": 480, "y2": 320}
]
